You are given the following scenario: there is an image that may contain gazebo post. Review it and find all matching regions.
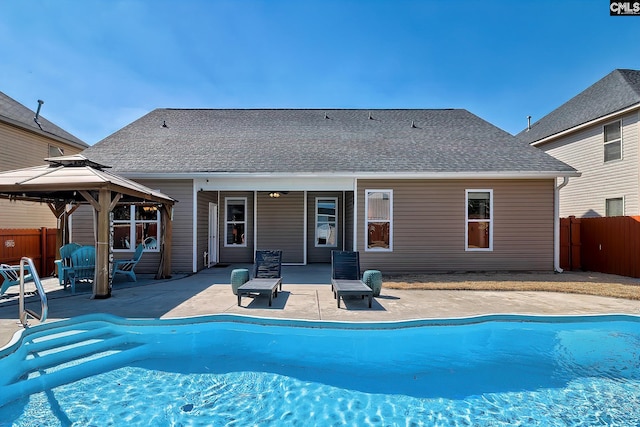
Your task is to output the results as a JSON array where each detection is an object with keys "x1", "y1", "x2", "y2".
[{"x1": 94, "y1": 189, "x2": 111, "y2": 298}]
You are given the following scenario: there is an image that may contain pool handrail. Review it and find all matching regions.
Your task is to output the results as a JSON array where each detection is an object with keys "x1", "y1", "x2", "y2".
[{"x1": 19, "y1": 257, "x2": 48, "y2": 327}]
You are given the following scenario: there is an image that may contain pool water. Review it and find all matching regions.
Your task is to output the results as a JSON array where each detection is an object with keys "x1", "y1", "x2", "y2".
[{"x1": 1, "y1": 314, "x2": 639, "y2": 426}]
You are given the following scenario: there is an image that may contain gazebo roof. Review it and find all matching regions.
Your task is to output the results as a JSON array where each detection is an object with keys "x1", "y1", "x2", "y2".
[{"x1": 0, "y1": 154, "x2": 175, "y2": 205}]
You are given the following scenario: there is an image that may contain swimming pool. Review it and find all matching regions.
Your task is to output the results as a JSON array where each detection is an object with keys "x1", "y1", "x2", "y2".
[{"x1": 0, "y1": 313, "x2": 639, "y2": 426}]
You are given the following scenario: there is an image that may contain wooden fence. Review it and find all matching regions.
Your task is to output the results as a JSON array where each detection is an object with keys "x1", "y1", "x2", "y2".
[
  {"x1": 0, "y1": 228, "x2": 57, "y2": 278},
  {"x1": 561, "y1": 216, "x2": 640, "y2": 278}
]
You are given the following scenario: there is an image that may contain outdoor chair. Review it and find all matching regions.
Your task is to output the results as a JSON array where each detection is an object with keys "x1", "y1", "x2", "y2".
[
  {"x1": 67, "y1": 245, "x2": 96, "y2": 294},
  {"x1": 113, "y1": 243, "x2": 145, "y2": 282},
  {"x1": 54, "y1": 242, "x2": 82, "y2": 286},
  {"x1": 0, "y1": 264, "x2": 33, "y2": 295},
  {"x1": 330, "y1": 250, "x2": 373, "y2": 308},
  {"x1": 143, "y1": 236, "x2": 157, "y2": 250},
  {"x1": 235, "y1": 250, "x2": 283, "y2": 306}
]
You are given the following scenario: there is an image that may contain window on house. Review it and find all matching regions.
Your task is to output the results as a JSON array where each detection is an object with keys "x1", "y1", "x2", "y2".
[
  {"x1": 112, "y1": 205, "x2": 160, "y2": 251},
  {"x1": 466, "y1": 190, "x2": 493, "y2": 251},
  {"x1": 225, "y1": 198, "x2": 246, "y2": 246},
  {"x1": 48, "y1": 145, "x2": 64, "y2": 157},
  {"x1": 365, "y1": 190, "x2": 392, "y2": 251},
  {"x1": 604, "y1": 121, "x2": 622, "y2": 162},
  {"x1": 606, "y1": 197, "x2": 624, "y2": 217},
  {"x1": 316, "y1": 198, "x2": 337, "y2": 247}
]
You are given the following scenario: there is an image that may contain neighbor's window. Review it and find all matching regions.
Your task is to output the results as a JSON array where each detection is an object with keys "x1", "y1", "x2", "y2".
[
  {"x1": 315, "y1": 197, "x2": 337, "y2": 247},
  {"x1": 604, "y1": 121, "x2": 622, "y2": 162},
  {"x1": 365, "y1": 190, "x2": 392, "y2": 251},
  {"x1": 48, "y1": 145, "x2": 64, "y2": 157},
  {"x1": 225, "y1": 198, "x2": 247, "y2": 246},
  {"x1": 606, "y1": 197, "x2": 624, "y2": 217},
  {"x1": 112, "y1": 205, "x2": 159, "y2": 252},
  {"x1": 466, "y1": 190, "x2": 493, "y2": 251}
]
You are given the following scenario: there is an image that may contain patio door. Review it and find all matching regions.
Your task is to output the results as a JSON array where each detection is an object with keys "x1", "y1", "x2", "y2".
[{"x1": 208, "y1": 203, "x2": 218, "y2": 267}]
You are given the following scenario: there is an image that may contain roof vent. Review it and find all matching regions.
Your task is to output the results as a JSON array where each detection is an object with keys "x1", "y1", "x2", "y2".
[
  {"x1": 324, "y1": 112, "x2": 329, "y2": 119},
  {"x1": 411, "y1": 120, "x2": 416, "y2": 128},
  {"x1": 368, "y1": 112, "x2": 373, "y2": 120},
  {"x1": 527, "y1": 115, "x2": 532, "y2": 131},
  {"x1": 162, "y1": 120, "x2": 168, "y2": 128},
  {"x1": 33, "y1": 99, "x2": 44, "y2": 130}
]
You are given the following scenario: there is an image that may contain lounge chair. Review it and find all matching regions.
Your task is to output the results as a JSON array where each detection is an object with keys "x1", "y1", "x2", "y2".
[
  {"x1": 54, "y1": 242, "x2": 82, "y2": 286},
  {"x1": 67, "y1": 246, "x2": 96, "y2": 294},
  {"x1": 113, "y1": 243, "x2": 145, "y2": 282},
  {"x1": 330, "y1": 250, "x2": 373, "y2": 308},
  {"x1": 237, "y1": 250, "x2": 283, "y2": 307},
  {"x1": 0, "y1": 264, "x2": 33, "y2": 295}
]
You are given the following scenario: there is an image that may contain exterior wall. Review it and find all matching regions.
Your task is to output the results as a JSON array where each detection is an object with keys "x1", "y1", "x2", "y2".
[
  {"x1": 256, "y1": 191, "x2": 304, "y2": 264},
  {"x1": 306, "y1": 191, "x2": 344, "y2": 263},
  {"x1": 70, "y1": 179, "x2": 194, "y2": 274},
  {"x1": 219, "y1": 191, "x2": 255, "y2": 264},
  {"x1": 196, "y1": 190, "x2": 219, "y2": 270},
  {"x1": 539, "y1": 111, "x2": 640, "y2": 218},
  {"x1": 356, "y1": 179, "x2": 556, "y2": 273},
  {"x1": 0, "y1": 122, "x2": 84, "y2": 228}
]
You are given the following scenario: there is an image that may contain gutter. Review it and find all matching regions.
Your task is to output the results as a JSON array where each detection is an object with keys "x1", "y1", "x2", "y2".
[{"x1": 554, "y1": 177, "x2": 570, "y2": 273}]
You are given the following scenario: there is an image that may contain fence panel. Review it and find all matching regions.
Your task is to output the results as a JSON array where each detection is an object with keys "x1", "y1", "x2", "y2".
[
  {"x1": 0, "y1": 228, "x2": 56, "y2": 278},
  {"x1": 580, "y1": 216, "x2": 640, "y2": 278}
]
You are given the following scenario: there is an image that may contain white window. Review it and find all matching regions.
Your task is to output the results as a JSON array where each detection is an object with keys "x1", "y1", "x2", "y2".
[
  {"x1": 315, "y1": 197, "x2": 337, "y2": 247},
  {"x1": 604, "y1": 121, "x2": 622, "y2": 162},
  {"x1": 112, "y1": 205, "x2": 160, "y2": 252},
  {"x1": 606, "y1": 197, "x2": 624, "y2": 217},
  {"x1": 365, "y1": 190, "x2": 392, "y2": 251},
  {"x1": 466, "y1": 190, "x2": 493, "y2": 251},
  {"x1": 225, "y1": 198, "x2": 247, "y2": 246},
  {"x1": 48, "y1": 145, "x2": 64, "y2": 157}
]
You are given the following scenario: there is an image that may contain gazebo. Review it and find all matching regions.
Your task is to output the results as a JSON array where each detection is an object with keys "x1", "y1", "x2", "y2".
[{"x1": 0, "y1": 155, "x2": 176, "y2": 299}]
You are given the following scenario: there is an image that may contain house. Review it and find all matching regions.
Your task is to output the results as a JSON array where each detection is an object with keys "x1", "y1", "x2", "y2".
[
  {"x1": 79, "y1": 109, "x2": 577, "y2": 275},
  {"x1": 517, "y1": 69, "x2": 640, "y2": 218},
  {"x1": 0, "y1": 92, "x2": 88, "y2": 228}
]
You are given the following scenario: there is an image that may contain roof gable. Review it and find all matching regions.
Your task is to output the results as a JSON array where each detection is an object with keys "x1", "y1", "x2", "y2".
[
  {"x1": 517, "y1": 69, "x2": 640, "y2": 145},
  {"x1": 0, "y1": 91, "x2": 88, "y2": 148},
  {"x1": 83, "y1": 108, "x2": 575, "y2": 176}
]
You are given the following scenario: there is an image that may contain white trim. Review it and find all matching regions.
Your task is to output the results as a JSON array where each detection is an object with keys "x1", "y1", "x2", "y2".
[
  {"x1": 465, "y1": 189, "x2": 493, "y2": 252},
  {"x1": 303, "y1": 190, "x2": 308, "y2": 265},
  {"x1": 314, "y1": 197, "x2": 338, "y2": 248},
  {"x1": 224, "y1": 197, "x2": 248, "y2": 248},
  {"x1": 603, "y1": 119, "x2": 623, "y2": 163},
  {"x1": 531, "y1": 103, "x2": 640, "y2": 147},
  {"x1": 253, "y1": 191, "x2": 257, "y2": 256},
  {"x1": 353, "y1": 180, "x2": 358, "y2": 251},
  {"x1": 364, "y1": 189, "x2": 393, "y2": 252},
  {"x1": 192, "y1": 182, "x2": 198, "y2": 272},
  {"x1": 126, "y1": 170, "x2": 579, "y2": 181}
]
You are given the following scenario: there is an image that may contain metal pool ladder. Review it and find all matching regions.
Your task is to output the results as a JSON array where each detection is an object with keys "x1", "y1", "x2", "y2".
[{"x1": 19, "y1": 257, "x2": 48, "y2": 327}]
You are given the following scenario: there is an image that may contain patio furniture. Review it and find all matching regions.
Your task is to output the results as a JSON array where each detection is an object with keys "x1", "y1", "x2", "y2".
[
  {"x1": 331, "y1": 251, "x2": 373, "y2": 308},
  {"x1": 67, "y1": 246, "x2": 96, "y2": 294},
  {"x1": 230, "y1": 269, "x2": 250, "y2": 295},
  {"x1": 54, "y1": 242, "x2": 82, "y2": 286},
  {"x1": 362, "y1": 269, "x2": 383, "y2": 297},
  {"x1": 113, "y1": 243, "x2": 145, "y2": 282},
  {"x1": 237, "y1": 250, "x2": 283, "y2": 306},
  {"x1": 0, "y1": 264, "x2": 33, "y2": 295},
  {"x1": 143, "y1": 236, "x2": 157, "y2": 250}
]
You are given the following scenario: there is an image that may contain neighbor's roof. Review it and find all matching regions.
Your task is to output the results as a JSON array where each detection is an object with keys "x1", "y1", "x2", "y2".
[
  {"x1": 82, "y1": 108, "x2": 576, "y2": 176},
  {"x1": 517, "y1": 69, "x2": 640, "y2": 145},
  {"x1": 0, "y1": 91, "x2": 88, "y2": 149}
]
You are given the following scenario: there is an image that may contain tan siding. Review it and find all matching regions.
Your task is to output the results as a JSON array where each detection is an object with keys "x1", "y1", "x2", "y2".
[
  {"x1": 219, "y1": 192, "x2": 255, "y2": 263},
  {"x1": 0, "y1": 122, "x2": 84, "y2": 229},
  {"x1": 306, "y1": 192, "x2": 344, "y2": 263},
  {"x1": 256, "y1": 191, "x2": 304, "y2": 263},
  {"x1": 356, "y1": 179, "x2": 555, "y2": 273},
  {"x1": 541, "y1": 111, "x2": 640, "y2": 217},
  {"x1": 70, "y1": 179, "x2": 195, "y2": 274}
]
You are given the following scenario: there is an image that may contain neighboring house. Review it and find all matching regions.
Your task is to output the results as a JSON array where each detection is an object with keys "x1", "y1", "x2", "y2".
[
  {"x1": 80, "y1": 109, "x2": 576, "y2": 275},
  {"x1": 517, "y1": 69, "x2": 640, "y2": 218},
  {"x1": 0, "y1": 91, "x2": 88, "y2": 228}
]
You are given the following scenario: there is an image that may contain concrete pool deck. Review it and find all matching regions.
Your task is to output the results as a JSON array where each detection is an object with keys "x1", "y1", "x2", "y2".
[{"x1": 1, "y1": 264, "x2": 639, "y2": 348}]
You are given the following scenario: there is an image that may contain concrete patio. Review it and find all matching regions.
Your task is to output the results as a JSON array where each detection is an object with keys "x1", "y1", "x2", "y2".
[{"x1": 1, "y1": 264, "x2": 639, "y2": 349}]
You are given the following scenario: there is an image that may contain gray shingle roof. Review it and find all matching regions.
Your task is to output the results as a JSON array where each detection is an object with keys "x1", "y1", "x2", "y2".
[
  {"x1": 517, "y1": 69, "x2": 640, "y2": 145},
  {"x1": 83, "y1": 108, "x2": 575, "y2": 175},
  {"x1": 0, "y1": 91, "x2": 88, "y2": 148}
]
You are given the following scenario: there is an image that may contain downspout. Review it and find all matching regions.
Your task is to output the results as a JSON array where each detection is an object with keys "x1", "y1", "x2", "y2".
[{"x1": 554, "y1": 177, "x2": 570, "y2": 273}]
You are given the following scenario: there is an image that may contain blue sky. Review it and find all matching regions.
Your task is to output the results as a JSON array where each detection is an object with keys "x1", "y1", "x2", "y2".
[{"x1": 1, "y1": 0, "x2": 639, "y2": 145}]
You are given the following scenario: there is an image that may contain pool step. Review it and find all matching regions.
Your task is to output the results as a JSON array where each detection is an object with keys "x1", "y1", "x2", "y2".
[{"x1": 0, "y1": 318, "x2": 148, "y2": 405}]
